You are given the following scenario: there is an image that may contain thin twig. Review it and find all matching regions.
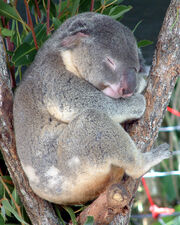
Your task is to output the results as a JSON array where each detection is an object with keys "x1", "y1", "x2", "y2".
[
  {"x1": 24, "y1": 0, "x2": 38, "y2": 49},
  {"x1": 34, "y1": 0, "x2": 41, "y2": 19},
  {"x1": 90, "y1": 0, "x2": 94, "y2": 11},
  {"x1": 46, "y1": 0, "x2": 51, "y2": 35}
]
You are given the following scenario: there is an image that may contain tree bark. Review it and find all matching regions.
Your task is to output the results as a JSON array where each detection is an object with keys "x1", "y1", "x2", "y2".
[{"x1": 0, "y1": 0, "x2": 179, "y2": 225}]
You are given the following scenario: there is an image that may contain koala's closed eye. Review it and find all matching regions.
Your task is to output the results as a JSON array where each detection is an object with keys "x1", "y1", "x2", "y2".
[{"x1": 105, "y1": 57, "x2": 116, "y2": 71}]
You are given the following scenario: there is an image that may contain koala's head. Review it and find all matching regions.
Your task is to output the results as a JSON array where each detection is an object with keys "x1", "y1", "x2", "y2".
[{"x1": 58, "y1": 13, "x2": 141, "y2": 99}]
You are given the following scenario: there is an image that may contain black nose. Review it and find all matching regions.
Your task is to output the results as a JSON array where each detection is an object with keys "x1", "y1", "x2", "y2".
[{"x1": 121, "y1": 68, "x2": 137, "y2": 96}]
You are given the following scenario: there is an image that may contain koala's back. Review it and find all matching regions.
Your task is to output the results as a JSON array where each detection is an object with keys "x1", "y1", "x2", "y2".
[{"x1": 13, "y1": 59, "x2": 63, "y2": 196}]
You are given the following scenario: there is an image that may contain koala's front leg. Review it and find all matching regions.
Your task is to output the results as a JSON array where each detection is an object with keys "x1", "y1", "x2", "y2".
[
  {"x1": 44, "y1": 74, "x2": 146, "y2": 124},
  {"x1": 109, "y1": 93, "x2": 146, "y2": 123}
]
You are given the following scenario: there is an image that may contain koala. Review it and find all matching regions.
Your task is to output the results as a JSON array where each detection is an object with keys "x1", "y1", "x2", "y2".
[{"x1": 13, "y1": 12, "x2": 171, "y2": 205}]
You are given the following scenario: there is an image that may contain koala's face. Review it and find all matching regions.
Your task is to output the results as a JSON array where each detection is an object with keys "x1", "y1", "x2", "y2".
[{"x1": 60, "y1": 13, "x2": 140, "y2": 99}]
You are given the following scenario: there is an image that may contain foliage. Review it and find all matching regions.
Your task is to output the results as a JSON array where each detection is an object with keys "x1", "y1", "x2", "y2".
[{"x1": 0, "y1": 0, "x2": 179, "y2": 225}]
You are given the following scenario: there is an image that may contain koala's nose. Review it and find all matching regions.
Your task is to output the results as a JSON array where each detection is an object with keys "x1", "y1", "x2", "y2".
[
  {"x1": 102, "y1": 83, "x2": 133, "y2": 99},
  {"x1": 102, "y1": 69, "x2": 136, "y2": 99},
  {"x1": 120, "y1": 68, "x2": 137, "y2": 97}
]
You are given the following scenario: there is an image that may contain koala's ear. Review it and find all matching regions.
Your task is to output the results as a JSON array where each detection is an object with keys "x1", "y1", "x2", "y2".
[{"x1": 60, "y1": 32, "x2": 89, "y2": 48}]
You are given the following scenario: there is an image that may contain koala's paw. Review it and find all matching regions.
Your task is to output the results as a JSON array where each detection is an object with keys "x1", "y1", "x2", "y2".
[{"x1": 129, "y1": 94, "x2": 146, "y2": 119}]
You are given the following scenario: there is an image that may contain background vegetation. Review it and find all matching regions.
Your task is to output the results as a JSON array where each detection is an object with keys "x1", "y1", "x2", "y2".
[{"x1": 0, "y1": 0, "x2": 179, "y2": 224}]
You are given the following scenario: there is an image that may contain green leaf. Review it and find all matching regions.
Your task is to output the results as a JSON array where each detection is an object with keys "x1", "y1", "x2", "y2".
[
  {"x1": 101, "y1": 0, "x2": 124, "y2": 5},
  {"x1": 23, "y1": 23, "x2": 47, "y2": 47},
  {"x1": 11, "y1": 188, "x2": 21, "y2": 207},
  {"x1": 2, "y1": 199, "x2": 29, "y2": 225},
  {"x1": 1, "y1": 28, "x2": 14, "y2": 37},
  {"x1": 138, "y1": 40, "x2": 153, "y2": 48},
  {"x1": 84, "y1": 216, "x2": 94, "y2": 225},
  {"x1": 71, "y1": 0, "x2": 80, "y2": 16},
  {"x1": 109, "y1": 5, "x2": 132, "y2": 20},
  {"x1": 162, "y1": 176, "x2": 176, "y2": 202},
  {"x1": 12, "y1": 43, "x2": 37, "y2": 66},
  {"x1": 6, "y1": 224, "x2": 21, "y2": 225},
  {"x1": 167, "y1": 216, "x2": 180, "y2": 225},
  {"x1": 0, "y1": 215, "x2": 5, "y2": 225},
  {"x1": 6, "y1": 224, "x2": 19, "y2": 225},
  {"x1": 54, "y1": 205, "x2": 66, "y2": 225},
  {"x1": 50, "y1": 0, "x2": 57, "y2": 17},
  {"x1": 114, "y1": 0, "x2": 124, "y2": 4},
  {"x1": 175, "y1": 205, "x2": 180, "y2": 211},
  {"x1": 0, "y1": 179, "x2": 5, "y2": 198},
  {"x1": 63, "y1": 206, "x2": 78, "y2": 225},
  {"x1": 132, "y1": 20, "x2": 142, "y2": 33},
  {"x1": 52, "y1": 17, "x2": 61, "y2": 30},
  {"x1": 1, "y1": 205, "x2": 6, "y2": 218},
  {"x1": 0, "y1": 0, "x2": 21, "y2": 22}
]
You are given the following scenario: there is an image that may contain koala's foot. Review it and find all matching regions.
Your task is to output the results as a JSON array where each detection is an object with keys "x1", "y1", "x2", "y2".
[
  {"x1": 150, "y1": 143, "x2": 172, "y2": 159},
  {"x1": 125, "y1": 143, "x2": 172, "y2": 179}
]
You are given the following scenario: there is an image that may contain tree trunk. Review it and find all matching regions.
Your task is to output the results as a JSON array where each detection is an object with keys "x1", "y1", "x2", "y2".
[{"x1": 0, "y1": 0, "x2": 179, "y2": 225}]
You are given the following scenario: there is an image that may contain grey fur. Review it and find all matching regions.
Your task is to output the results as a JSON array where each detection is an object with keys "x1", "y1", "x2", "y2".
[{"x1": 13, "y1": 13, "x2": 171, "y2": 205}]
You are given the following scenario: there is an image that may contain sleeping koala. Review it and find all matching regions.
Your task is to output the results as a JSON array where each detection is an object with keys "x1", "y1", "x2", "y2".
[{"x1": 13, "y1": 12, "x2": 171, "y2": 204}]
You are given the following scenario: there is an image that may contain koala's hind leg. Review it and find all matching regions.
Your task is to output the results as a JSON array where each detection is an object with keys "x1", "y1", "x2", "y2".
[
  {"x1": 125, "y1": 143, "x2": 171, "y2": 179},
  {"x1": 56, "y1": 109, "x2": 137, "y2": 204},
  {"x1": 41, "y1": 110, "x2": 171, "y2": 204},
  {"x1": 58, "y1": 109, "x2": 171, "y2": 183}
]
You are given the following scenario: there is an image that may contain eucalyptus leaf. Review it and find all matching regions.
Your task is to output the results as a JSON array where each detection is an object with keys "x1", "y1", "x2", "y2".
[
  {"x1": 6, "y1": 224, "x2": 20, "y2": 225},
  {"x1": 167, "y1": 216, "x2": 180, "y2": 225},
  {"x1": 1, "y1": 28, "x2": 14, "y2": 37},
  {"x1": 12, "y1": 43, "x2": 37, "y2": 66},
  {"x1": 138, "y1": 40, "x2": 153, "y2": 48},
  {"x1": 102, "y1": 0, "x2": 123, "y2": 5},
  {"x1": 2, "y1": 199, "x2": 29, "y2": 225},
  {"x1": 0, "y1": 179, "x2": 5, "y2": 197},
  {"x1": 175, "y1": 205, "x2": 180, "y2": 211},
  {"x1": 63, "y1": 206, "x2": 78, "y2": 225},
  {"x1": 71, "y1": 0, "x2": 80, "y2": 16},
  {"x1": 12, "y1": 188, "x2": 21, "y2": 207},
  {"x1": 50, "y1": 0, "x2": 57, "y2": 17},
  {"x1": 53, "y1": 17, "x2": 61, "y2": 30},
  {"x1": 0, "y1": 214, "x2": 5, "y2": 225},
  {"x1": 23, "y1": 23, "x2": 47, "y2": 47},
  {"x1": 109, "y1": 5, "x2": 132, "y2": 20},
  {"x1": 54, "y1": 205, "x2": 66, "y2": 225},
  {"x1": 1, "y1": 205, "x2": 6, "y2": 218},
  {"x1": 0, "y1": 0, "x2": 21, "y2": 22},
  {"x1": 114, "y1": 0, "x2": 124, "y2": 4},
  {"x1": 101, "y1": 0, "x2": 105, "y2": 4}
]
